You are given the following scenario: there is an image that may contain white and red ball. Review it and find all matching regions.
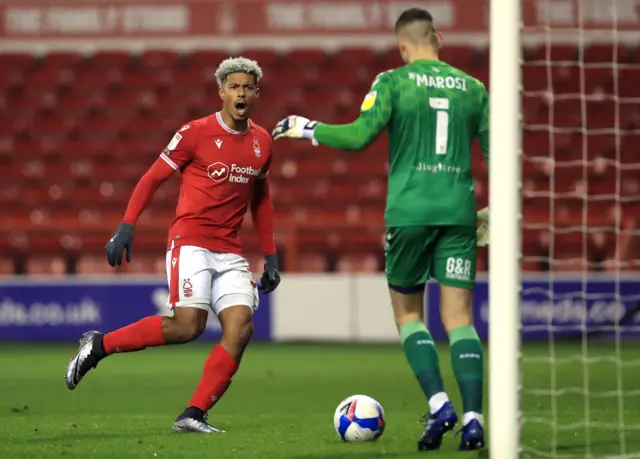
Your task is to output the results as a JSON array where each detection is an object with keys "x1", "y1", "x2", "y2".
[{"x1": 333, "y1": 394, "x2": 386, "y2": 442}]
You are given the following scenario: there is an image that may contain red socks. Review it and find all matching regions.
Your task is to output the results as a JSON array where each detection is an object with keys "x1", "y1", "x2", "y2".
[
  {"x1": 103, "y1": 320, "x2": 238, "y2": 413},
  {"x1": 189, "y1": 344, "x2": 239, "y2": 412},
  {"x1": 103, "y1": 316, "x2": 165, "y2": 354}
]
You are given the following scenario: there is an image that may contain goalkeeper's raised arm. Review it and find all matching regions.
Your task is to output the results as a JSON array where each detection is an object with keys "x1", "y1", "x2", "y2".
[
  {"x1": 314, "y1": 72, "x2": 393, "y2": 150},
  {"x1": 271, "y1": 71, "x2": 392, "y2": 151}
]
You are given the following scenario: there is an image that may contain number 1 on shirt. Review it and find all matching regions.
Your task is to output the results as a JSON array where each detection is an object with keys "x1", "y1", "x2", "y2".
[{"x1": 429, "y1": 97, "x2": 449, "y2": 155}]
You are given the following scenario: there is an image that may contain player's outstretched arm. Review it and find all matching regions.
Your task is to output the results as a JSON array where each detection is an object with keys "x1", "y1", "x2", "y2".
[
  {"x1": 105, "y1": 126, "x2": 194, "y2": 267},
  {"x1": 120, "y1": 158, "x2": 176, "y2": 226},
  {"x1": 251, "y1": 172, "x2": 281, "y2": 294},
  {"x1": 105, "y1": 158, "x2": 175, "y2": 267},
  {"x1": 272, "y1": 72, "x2": 393, "y2": 151}
]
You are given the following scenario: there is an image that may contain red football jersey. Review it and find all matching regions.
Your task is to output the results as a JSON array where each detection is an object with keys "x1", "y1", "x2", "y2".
[{"x1": 159, "y1": 112, "x2": 273, "y2": 255}]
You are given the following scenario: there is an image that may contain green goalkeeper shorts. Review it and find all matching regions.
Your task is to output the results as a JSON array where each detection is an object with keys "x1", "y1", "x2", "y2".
[{"x1": 384, "y1": 226, "x2": 477, "y2": 291}]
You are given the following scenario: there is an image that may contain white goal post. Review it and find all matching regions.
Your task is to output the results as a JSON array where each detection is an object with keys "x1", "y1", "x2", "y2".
[{"x1": 489, "y1": 0, "x2": 522, "y2": 458}]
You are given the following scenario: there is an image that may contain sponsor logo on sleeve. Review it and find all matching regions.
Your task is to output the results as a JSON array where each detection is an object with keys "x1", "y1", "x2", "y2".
[
  {"x1": 165, "y1": 132, "x2": 182, "y2": 153},
  {"x1": 361, "y1": 91, "x2": 377, "y2": 111}
]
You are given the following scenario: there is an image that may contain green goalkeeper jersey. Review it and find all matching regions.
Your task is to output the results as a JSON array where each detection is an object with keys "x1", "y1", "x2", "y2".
[{"x1": 314, "y1": 59, "x2": 489, "y2": 227}]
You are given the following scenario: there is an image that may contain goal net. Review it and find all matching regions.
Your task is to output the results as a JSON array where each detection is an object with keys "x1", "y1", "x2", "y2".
[{"x1": 515, "y1": 1, "x2": 640, "y2": 458}]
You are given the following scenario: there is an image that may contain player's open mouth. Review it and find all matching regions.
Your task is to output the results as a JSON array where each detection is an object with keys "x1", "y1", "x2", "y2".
[{"x1": 235, "y1": 101, "x2": 248, "y2": 116}]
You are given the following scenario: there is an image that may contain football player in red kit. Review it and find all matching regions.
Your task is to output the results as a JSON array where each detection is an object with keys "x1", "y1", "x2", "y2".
[{"x1": 65, "y1": 57, "x2": 280, "y2": 433}]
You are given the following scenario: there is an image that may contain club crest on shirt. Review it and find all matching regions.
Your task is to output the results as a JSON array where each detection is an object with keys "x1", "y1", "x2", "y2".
[{"x1": 253, "y1": 138, "x2": 261, "y2": 157}]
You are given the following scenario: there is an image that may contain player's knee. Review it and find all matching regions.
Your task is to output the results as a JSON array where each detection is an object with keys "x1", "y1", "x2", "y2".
[
  {"x1": 389, "y1": 287, "x2": 424, "y2": 330},
  {"x1": 439, "y1": 285, "x2": 474, "y2": 332},
  {"x1": 225, "y1": 317, "x2": 253, "y2": 347},
  {"x1": 237, "y1": 320, "x2": 254, "y2": 346},
  {"x1": 394, "y1": 311, "x2": 422, "y2": 331},
  {"x1": 169, "y1": 307, "x2": 208, "y2": 343},
  {"x1": 170, "y1": 320, "x2": 206, "y2": 343},
  {"x1": 185, "y1": 321, "x2": 207, "y2": 342},
  {"x1": 219, "y1": 305, "x2": 254, "y2": 347}
]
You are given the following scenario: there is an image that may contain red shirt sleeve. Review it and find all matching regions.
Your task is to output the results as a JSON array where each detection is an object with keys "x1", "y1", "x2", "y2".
[
  {"x1": 251, "y1": 153, "x2": 276, "y2": 255},
  {"x1": 159, "y1": 124, "x2": 196, "y2": 172},
  {"x1": 121, "y1": 125, "x2": 196, "y2": 225}
]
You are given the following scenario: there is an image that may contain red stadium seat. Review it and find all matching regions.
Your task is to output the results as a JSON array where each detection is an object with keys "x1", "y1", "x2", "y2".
[
  {"x1": 298, "y1": 253, "x2": 329, "y2": 272},
  {"x1": 332, "y1": 48, "x2": 378, "y2": 67},
  {"x1": 26, "y1": 255, "x2": 67, "y2": 275},
  {"x1": 237, "y1": 50, "x2": 280, "y2": 68},
  {"x1": 76, "y1": 254, "x2": 118, "y2": 275},
  {"x1": 124, "y1": 254, "x2": 166, "y2": 274},
  {"x1": 522, "y1": 64, "x2": 549, "y2": 92},
  {"x1": 439, "y1": 45, "x2": 479, "y2": 67},
  {"x1": 619, "y1": 68, "x2": 640, "y2": 98},
  {"x1": 336, "y1": 253, "x2": 381, "y2": 273},
  {"x1": 33, "y1": 113, "x2": 76, "y2": 136},
  {"x1": 0, "y1": 258, "x2": 15, "y2": 274},
  {"x1": 41, "y1": 51, "x2": 86, "y2": 69},
  {"x1": 0, "y1": 53, "x2": 35, "y2": 72},
  {"x1": 91, "y1": 51, "x2": 134, "y2": 69},
  {"x1": 139, "y1": 50, "x2": 182, "y2": 70},
  {"x1": 530, "y1": 44, "x2": 577, "y2": 62},
  {"x1": 583, "y1": 67, "x2": 614, "y2": 94},
  {"x1": 74, "y1": 67, "x2": 123, "y2": 88},
  {"x1": 187, "y1": 50, "x2": 230, "y2": 71},
  {"x1": 0, "y1": 70, "x2": 24, "y2": 89},
  {"x1": 584, "y1": 44, "x2": 634, "y2": 63},
  {"x1": 285, "y1": 49, "x2": 329, "y2": 66}
]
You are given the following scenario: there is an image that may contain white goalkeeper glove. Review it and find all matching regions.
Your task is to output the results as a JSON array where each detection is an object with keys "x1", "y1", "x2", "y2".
[
  {"x1": 272, "y1": 115, "x2": 319, "y2": 146},
  {"x1": 477, "y1": 207, "x2": 489, "y2": 247}
]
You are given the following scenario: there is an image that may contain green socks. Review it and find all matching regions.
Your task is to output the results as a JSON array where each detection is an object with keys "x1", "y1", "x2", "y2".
[
  {"x1": 400, "y1": 321, "x2": 445, "y2": 402},
  {"x1": 400, "y1": 321, "x2": 484, "y2": 417},
  {"x1": 449, "y1": 325, "x2": 484, "y2": 414}
]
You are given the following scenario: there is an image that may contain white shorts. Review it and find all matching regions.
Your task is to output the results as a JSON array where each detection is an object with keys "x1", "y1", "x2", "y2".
[{"x1": 165, "y1": 245, "x2": 259, "y2": 315}]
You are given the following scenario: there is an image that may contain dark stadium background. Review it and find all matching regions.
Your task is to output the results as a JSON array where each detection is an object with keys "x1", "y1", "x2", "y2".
[{"x1": 1, "y1": 1, "x2": 640, "y2": 458}]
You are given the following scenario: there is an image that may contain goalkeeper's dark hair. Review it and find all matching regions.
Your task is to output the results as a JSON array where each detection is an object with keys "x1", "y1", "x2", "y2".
[{"x1": 395, "y1": 8, "x2": 439, "y2": 48}]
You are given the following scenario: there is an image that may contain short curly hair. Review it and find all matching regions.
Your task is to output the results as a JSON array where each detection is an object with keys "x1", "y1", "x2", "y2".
[{"x1": 215, "y1": 56, "x2": 263, "y2": 88}]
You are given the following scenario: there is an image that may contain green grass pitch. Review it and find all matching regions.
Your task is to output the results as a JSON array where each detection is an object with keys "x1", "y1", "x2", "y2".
[{"x1": 1, "y1": 342, "x2": 639, "y2": 459}]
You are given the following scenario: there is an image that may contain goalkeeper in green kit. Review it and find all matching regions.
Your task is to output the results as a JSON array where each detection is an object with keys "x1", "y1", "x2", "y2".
[{"x1": 272, "y1": 7, "x2": 489, "y2": 452}]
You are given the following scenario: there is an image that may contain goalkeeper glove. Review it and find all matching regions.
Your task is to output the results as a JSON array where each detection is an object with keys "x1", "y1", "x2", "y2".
[
  {"x1": 105, "y1": 223, "x2": 134, "y2": 267},
  {"x1": 271, "y1": 115, "x2": 319, "y2": 145},
  {"x1": 258, "y1": 254, "x2": 281, "y2": 294},
  {"x1": 476, "y1": 207, "x2": 489, "y2": 247}
]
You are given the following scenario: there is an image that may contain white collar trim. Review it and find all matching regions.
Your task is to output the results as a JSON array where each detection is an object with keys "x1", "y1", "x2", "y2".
[{"x1": 216, "y1": 111, "x2": 250, "y2": 135}]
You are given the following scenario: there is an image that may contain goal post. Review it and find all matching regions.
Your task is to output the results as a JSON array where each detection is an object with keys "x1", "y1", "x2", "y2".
[{"x1": 489, "y1": 0, "x2": 522, "y2": 458}]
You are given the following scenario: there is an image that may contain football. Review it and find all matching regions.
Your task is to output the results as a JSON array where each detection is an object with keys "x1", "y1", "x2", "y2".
[{"x1": 333, "y1": 394, "x2": 386, "y2": 442}]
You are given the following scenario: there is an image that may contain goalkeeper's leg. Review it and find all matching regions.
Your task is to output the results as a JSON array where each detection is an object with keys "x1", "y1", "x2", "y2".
[
  {"x1": 439, "y1": 285, "x2": 485, "y2": 450},
  {"x1": 385, "y1": 226, "x2": 457, "y2": 451},
  {"x1": 432, "y1": 226, "x2": 485, "y2": 450}
]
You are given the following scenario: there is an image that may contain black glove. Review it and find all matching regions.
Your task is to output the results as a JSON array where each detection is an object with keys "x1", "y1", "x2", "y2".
[
  {"x1": 259, "y1": 254, "x2": 281, "y2": 294},
  {"x1": 105, "y1": 223, "x2": 135, "y2": 267}
]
